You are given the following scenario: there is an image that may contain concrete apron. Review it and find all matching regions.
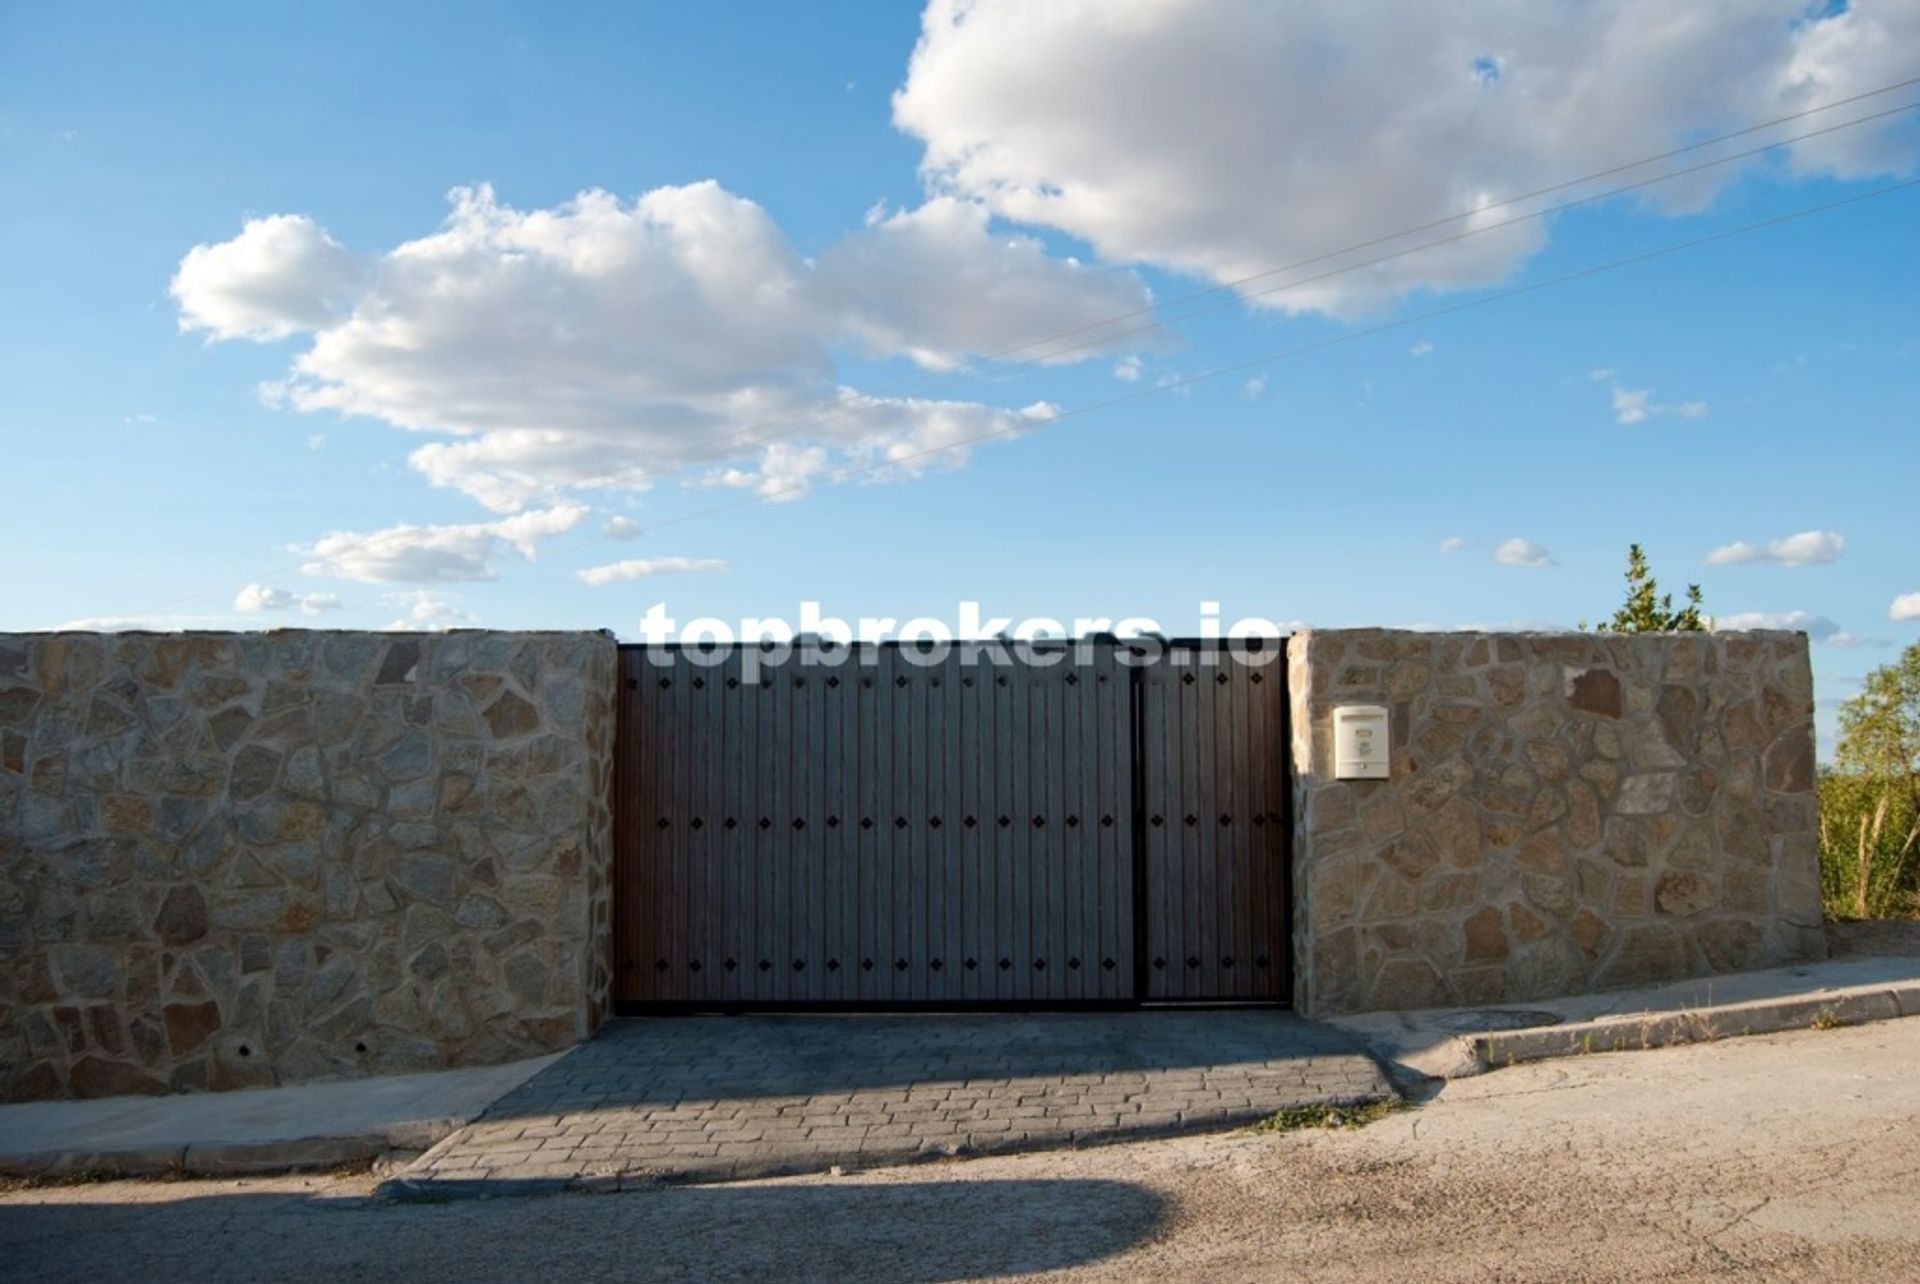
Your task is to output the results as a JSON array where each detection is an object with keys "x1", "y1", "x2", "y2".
[{"x1": 379, "y1": 1010, "x2": 1396, "y2": 1201}]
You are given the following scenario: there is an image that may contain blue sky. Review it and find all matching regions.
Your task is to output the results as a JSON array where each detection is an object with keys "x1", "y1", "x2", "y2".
[{"x1": 3, "y1": 1, "x2": 1917, "y2": 750}]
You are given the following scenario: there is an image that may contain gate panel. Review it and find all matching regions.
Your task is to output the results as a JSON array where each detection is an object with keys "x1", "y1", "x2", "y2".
[
  {"x1": 1137, "y1": 644, "x2": 1290, "y2": 1000},
  {"x1": 614, "y1": 643, "x2": 1136, "y2": 1005}
]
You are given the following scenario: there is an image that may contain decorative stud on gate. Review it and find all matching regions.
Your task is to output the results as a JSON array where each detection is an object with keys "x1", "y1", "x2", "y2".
[
  {"x1": 724, "y1": 817, "x2": 738, "y2": 830},
  {"x1": 1221, "y1": 956, "x2": 1235, "y2": 969},
  {"x1": 1182, "y1": 673, "x2": 1195, "y2": 685},
  {"x1": 1186, "y1": 955, "x2": 1202, "y2": 969},
  {"x1": 929, "y1": 816, "x2": 943, "y2": 829},
  {"x1": 1033, "y1": 958, "x2": 1047, "y2": 970},
  {"x1": 861, "y1": 959, "x2": 875, "y2": 971},
  {"x1": 930, "y1": 958, "x2": 943, "y2": 972},
  {"x1": 791, "y1": 818, "x2": 806, "y2": 830},
  {"x1": 758, "y1": 817, "x2": 772, "y2": 830},
  {"x1": 724, "y1": 958, "x2": 737, "y2": 972},
  {"x1": 689, "y1": 959, "x2": 702, "y2": 973},
  {"x1": 997, "y1": 815, "x2": 1012, "y2": 828},
  {"x1": 1152, "y1": 957, "x2": 1167, "y2": 970},
  {"x1": 826, "y1": 958, "x2": 840, "y2": 971},
  {"x1": 659, "y1": 677, "x2": 672, "y2": 689},
  {"x1": 1100, "y1": 814, "x2": 1115, "y2": 827},
  {"x1": 894, "y1": 958, "x2": 909, "y2": 971},
  {"x1": 690, "y1": 817, "x2": 704, "y2": 830},
  {"x1": 757, "y1": 959, "x2": 772, "y2": 972},
  {"x1": 655, "y1": 960, "x2": 669, "y2": 972},
  {"x1": 860, "y1": 817, "x2": 875, "y2": 830},
  {"x1": 1065, "y1": 815, "x2": 1079, "y2": 828},
  {"x1": 1255, "y1": 955, "x2": 1271, "y2": 969},
  {"x1": 1067, "y1": 957, "x2": 1081, "y2": 970},
  {"x1": 998, "y1": 958, "x2": 1012, "y2": 971},
  {"x1": 792, "y1": 959, "x2": 805, "y2": 971},
  {"x1": 963, "y1": 815, "x2": 977, "y2": 829},
  {"x1": 692, "y1": 677, "x2": 705, "y2": 690},
  {"x1": 1101, "y1": 958, "x2": 1117, "y2": 971},
  {"x1": 963, "y1": 957, "x2": 978, "y2": 970},
  {"x1": 727, "y1": 676, "x2": 740, "y2": 689},
  {"x1": 895, "y1": 816, "x2": 909, "y2": 829},
  {"x1": 1216, "y1": 672, "x2": 1229, "y2": 684},
  {"x1": 1150, "y1": 814, "x2": 1164, "y2": 827}
]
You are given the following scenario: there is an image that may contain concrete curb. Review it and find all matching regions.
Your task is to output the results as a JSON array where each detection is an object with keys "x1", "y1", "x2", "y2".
[
  {"x1": 1, "y1": 1132, "x2": 402, "y2": 1179},
  {"x1": 1471, "y1": 980, "x2": 1920, "y2": 1071}
]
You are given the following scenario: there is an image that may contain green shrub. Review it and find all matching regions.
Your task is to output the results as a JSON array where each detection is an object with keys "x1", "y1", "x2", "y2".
[{"x1": 1818, "y1": 771, "x2": 1920, "y2": 920}]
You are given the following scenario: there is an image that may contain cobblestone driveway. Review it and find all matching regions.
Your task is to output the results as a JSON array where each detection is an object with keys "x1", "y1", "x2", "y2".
[{"x1": 386, "y1": 1011, "x2": 1393, "y2": 1198}]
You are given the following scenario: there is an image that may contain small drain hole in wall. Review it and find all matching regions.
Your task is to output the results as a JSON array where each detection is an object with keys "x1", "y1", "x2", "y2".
[
  {"x1": 238, "y1": 1045, "x2": 251, "y2": 1057},
  {"x1": 355, "y1": 1042, "x2": 369, "y2": 1054}
]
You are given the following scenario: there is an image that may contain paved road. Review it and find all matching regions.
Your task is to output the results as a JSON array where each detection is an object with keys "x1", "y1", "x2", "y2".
[
  {"x1": 397, "y1": 1010, "x2": 1391, "y2": 1193},
  {"x1": 7, "y1": 1019, "x2": 1920, "y2": 1282}
]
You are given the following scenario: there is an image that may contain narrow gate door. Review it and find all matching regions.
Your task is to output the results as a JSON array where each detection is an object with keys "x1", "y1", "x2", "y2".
[
  {"x1": 613, "y1": 643, "x2": 1136, "y2": 1005},
  {"x1": 1135, "y1": 644, "x2": 1290, "y2": 1000}
]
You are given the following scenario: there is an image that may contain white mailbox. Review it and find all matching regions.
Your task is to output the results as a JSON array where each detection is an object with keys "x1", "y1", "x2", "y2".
[{"x1": 1333, "y1": 704, "x2": 1390, "y2": 779}]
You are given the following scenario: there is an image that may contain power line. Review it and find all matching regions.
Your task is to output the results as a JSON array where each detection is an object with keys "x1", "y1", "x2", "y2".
[
  {"x1": 677, "y1": 74, "x2": 1920, "y2": 454},
  {"x1": 665, "y1": 98, "x2": 1917, "y2": 465}
]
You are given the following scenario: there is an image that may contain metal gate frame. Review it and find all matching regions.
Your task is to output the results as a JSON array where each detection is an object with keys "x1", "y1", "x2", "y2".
[{"x1": 612, "y1": 637, "x2": 1291, "y2": 1011}]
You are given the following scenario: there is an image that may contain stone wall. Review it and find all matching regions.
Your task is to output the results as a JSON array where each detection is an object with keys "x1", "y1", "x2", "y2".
[
  {"x1": 0, "y1": 630, "x2": 615, "y2": 1100},
  {"x1": 1287, "y1": 629, "x2": 1824, "y2": 1017}
]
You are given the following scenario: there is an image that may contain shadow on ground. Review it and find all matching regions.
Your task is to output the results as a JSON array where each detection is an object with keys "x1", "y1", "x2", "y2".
[
  {"x1": 490, "y1": 1010, "x2": 1369, "y2": 1117},
  {"x1": 3, "y1": 1176, "x2": 1167, "y2": 1284}
]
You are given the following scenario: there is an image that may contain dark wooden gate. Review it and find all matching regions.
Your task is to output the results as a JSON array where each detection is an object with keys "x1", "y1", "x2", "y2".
[
  {"x1": 1136, "y1": 643, "x2": 1291, "y2": 1000},
  {"x1": 612, "y1": 638, "x2": 1289, "y2": 1007}
]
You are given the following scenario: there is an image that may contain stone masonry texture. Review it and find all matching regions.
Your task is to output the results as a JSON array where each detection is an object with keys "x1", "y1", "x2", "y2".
[
  {"x1": 1286, "y1": 629, "x2": 1826, "y2": 1017},
  {"x1": 0, "y1": 630, "x2": 615, "y2": 1101}
]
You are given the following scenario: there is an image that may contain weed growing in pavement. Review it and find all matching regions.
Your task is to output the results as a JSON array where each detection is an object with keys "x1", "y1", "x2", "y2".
[{"x1": 1253, "y1": 1099, "x2": 1408, "y2": 1132}]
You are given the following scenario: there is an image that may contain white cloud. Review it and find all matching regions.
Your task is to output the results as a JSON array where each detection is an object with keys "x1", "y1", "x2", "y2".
[
  {"x1": 1241, "y1": 374, "x2": 1267, "y2": 399},
  {"x1": 306, "y1": 433, "x2": 326, "y2": 450},
  {"x1": 1705, "y1": 530, "x2": 1845, "y2": 567},
  {"x1": 172, "y1": 214, "x2": 364, "y2": 341},
  {"x1": 603, "y1": 515, "x2": 642, "y2": 539},
  {"x1": 234, "y1": 584, "x2": 343, "y2": 615},
  {"x1": 1409, "y1": 340, "x2": 1434, "y2": 357},
  {"x1": 1112, "y1": 355, "x2": 1142, "y2": 382},
  {"x1": 381, "y1": 590, "x2": 476, "y2": 631},
  {"x1": 1610, "y1": 385, "x2": 1652, "y2": 425},
  {"x1": 179, "y1": 182, "x2": 1142, "y2": 515},
  {"x1": 1604, "y1": 376, "x2": 1707, "y2": 425},
  {"x1": 818, "y1": 196, "x2": 1149, "y2": 370},
  {"x1": 1438, "y1": 536, "x2": 1466, "y2": 555},
  {"x1": 1493, "y1": 537, "x2": 1555, "y2": 568},
  {"x1": 893, "y1": 0, "x2": 1920, "y2": 317},
  {"x1": 299, "y1": 503, "x2": 586, "y2": 583},
  {"x1": 1712, "y1": 609, "x2": 1841, "y2": 640},
  {"x1": 1892, "y1": 591, "x2": 1920, "y2": 622},
  {"x1": 124, "y1": 413, "x2": 157, "y2": 426},
  {"x1": 577, "y1": 556, "x2": 730, "y2": 587}
]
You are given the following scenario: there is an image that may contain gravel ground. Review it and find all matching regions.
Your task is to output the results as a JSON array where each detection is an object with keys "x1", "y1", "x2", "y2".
[{"x1": 6, "y1": 1019, "x2": 1919, "y2": 1283}]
